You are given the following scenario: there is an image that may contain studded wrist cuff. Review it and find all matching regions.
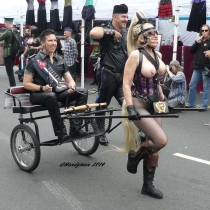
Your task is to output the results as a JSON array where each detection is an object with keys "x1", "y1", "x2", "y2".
[{"x1": 103, "y1": 28, "x2": 115, "y2": 38}]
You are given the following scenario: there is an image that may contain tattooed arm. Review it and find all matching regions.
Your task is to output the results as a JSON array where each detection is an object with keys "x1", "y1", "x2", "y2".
[
  {"x1": 24, "y1": 69, "x2": 53, "y2": 92},
  {"x1": 23, "y1": 69, "x2": 39, "y2": 91}
]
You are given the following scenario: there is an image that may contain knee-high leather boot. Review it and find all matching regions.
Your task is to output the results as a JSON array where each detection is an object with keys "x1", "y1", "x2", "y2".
[
  {"x1": 127, "y1": 146, "x2": 155, "y2": 174},
  {"x1": 141, "y1": 155, "x2": 163, "y2": 199}
]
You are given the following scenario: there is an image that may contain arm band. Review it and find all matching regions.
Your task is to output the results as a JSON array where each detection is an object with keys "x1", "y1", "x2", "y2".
[
  {"x1": 40, "y1": 86, "x2": 43, "y2": 92},
  {"x1": 103, "y1": 28, "x2": 115, "y2": 38}
]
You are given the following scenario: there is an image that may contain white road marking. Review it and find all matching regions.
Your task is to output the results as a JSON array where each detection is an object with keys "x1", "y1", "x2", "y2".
[
  {"x1": 42, "y1": 180, "x2": 84, "y2": 210},
  {"x1": 173, "y1": 153, "x2": 210, "y2": 165}
]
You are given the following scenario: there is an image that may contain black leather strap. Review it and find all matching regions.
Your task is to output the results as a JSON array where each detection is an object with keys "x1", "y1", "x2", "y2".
[{"x1": 140, "y1": 48, "x2": 160, "y2": 71}]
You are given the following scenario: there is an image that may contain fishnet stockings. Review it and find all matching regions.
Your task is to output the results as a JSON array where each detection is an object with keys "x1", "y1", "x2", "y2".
[{"x1": 132, "y1": 98, "x2": 168, "y2": 151}]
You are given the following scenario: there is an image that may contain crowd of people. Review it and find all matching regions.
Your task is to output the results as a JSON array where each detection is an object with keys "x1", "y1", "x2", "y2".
[
  {"x1": 0, "y1": 3, "x2": 210, "y2": 201},
  {"x1": 0, "y1": 20, "x2": 94, "y2": 84}
]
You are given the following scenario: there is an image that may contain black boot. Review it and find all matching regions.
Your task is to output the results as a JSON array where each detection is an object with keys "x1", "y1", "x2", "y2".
[
  {"x1": 56, "y1": 125, "x2": 70, "y2": 144},
  {"x1": 99, "y1": 134, "x2": 109, "y2": 146},
  {"x1": 141, "y1": 166, "x2": 163, "y2": 199},
  {"x1": 127, "y1": 147, "x2": 154, "y2": 174},
  {"x1": 70, "y1": 118, "x2": 86, "y2": 139}
]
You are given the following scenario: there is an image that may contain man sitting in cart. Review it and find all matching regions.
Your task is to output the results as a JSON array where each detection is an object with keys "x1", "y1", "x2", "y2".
[{"x1": 23, "y1": 29, "x2": 88, "y2": 142}]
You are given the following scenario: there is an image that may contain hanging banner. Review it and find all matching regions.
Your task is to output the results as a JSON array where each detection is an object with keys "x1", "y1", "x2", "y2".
[
  {"x1": 26, "y1": 0, "x2": 35, "y2": 26},
  {"x1": 37, "y1": 0, "x2": 47, "y2": 34},
  {"x1": 158, "y1": 0, "x2": 172, "y2": 18},
  {"x1": 50, "y1": 0, "x2": 61, "y2": 31},
  {"x1": 187, "y1": 0, "x2": 206, "y2": 33},
  {"x1": 62, "y1": 0, "x2": 72, "y2": 28},
  {"x1": 82, "y1": 0, "x2": 95, "y2": 21},
  {"x1": 82, "y1": 0, "x2": 95, "y2": 44}
]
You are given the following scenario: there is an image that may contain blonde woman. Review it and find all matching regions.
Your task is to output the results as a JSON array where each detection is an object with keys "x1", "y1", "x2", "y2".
[{"x1": 122, "y1": 11, "x2": 167, "y2": 199}]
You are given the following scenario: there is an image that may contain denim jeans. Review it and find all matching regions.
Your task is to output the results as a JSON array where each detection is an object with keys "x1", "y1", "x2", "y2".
[{"x1": 187, "y1": 69, "x2": 210, "y2": 108}]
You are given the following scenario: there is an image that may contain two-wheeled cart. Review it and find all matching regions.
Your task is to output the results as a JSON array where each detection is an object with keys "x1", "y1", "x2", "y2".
[{"x1": 5, "y1": 86, "x2": 181, "y2": 172}]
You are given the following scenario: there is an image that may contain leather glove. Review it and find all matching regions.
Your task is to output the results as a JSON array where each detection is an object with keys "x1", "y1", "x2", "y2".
[{"x1": 126, "y1": 105, "x2": 140, "y2": 121}]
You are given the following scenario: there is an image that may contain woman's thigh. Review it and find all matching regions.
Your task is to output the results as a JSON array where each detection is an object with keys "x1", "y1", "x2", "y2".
[{"x1": 132, "y1": 98, "x2": 166, "y2": 144}]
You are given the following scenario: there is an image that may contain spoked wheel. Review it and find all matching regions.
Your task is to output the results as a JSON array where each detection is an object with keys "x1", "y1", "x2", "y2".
[
  {"x1": 72, "y1": 136, "x2": 100, "y2": 156},
  {"x1": 10, "y1": 124, "x2": 41, "y2": 172}
]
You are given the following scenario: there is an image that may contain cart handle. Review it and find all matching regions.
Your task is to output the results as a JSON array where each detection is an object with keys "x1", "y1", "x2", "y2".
[{"x1": 64, "y1": 102, "x2": 107, "y2": 112}]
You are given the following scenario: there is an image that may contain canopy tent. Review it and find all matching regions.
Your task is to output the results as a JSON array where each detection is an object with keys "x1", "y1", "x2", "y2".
[
  {"x1": 1, "y1": 0, "x2": 210, "y2": 23},
  {"x1": 0, "y1": 0, "x2": 210, "y2": 46}
]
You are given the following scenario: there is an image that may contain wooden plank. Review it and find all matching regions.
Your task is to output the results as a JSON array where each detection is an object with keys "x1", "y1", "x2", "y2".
[{"x1": 64, "y1": 103, "x2": 107, "y2": 112}]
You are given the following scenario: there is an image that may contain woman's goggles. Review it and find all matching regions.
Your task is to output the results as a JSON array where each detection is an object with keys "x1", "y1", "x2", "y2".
[{"x1": 144, "y1": 29, "x2": 158, "y2": 37}]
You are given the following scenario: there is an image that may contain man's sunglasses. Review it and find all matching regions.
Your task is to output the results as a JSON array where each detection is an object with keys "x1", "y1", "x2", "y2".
[
  {"x1": 201, "y1": 29, "x2": 209, "y2": 32},
  {"x1": 144, "y1": 29, "x2": 158, "y2": 36}
]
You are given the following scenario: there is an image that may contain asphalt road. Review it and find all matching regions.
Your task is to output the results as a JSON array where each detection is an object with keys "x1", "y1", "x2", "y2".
[{"x1": 0, "y1": 66, "x2": 209, "y2": 210}]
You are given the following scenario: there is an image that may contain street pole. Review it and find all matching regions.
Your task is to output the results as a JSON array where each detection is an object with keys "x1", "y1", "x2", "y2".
[
  {"x1": 81, "y1": 18, "x2": 85, "y2": 88},
  {"x1": 20, "y1": 5, "x2": 24, "y2": 70},
  {"x1": 172, "y1": 2, "x2": 180, "y2": 60}
]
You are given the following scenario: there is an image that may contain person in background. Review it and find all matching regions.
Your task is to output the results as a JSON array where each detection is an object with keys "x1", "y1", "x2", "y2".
[
  {"x1": 186, "y1": 24, "x2": 210, "y2": 110},
  {"x1": 24, "y1": 28, "x2": 31, "y2": 37},
  {"x1": 27, "y1": 26, "x2": 42, "y2": 63},
  {"x1": 17, "y1": 34, "x2": 30, "y2": 82},
  {"x1": 89, "y1": 4, "x2": 128, "y2": 146},
  {"x1": 75, "y1": 25, "x2": 90, "y2": 82},
  {"x1": 89, "y1": 39, "x2": 100, "y2": 85},
  {"x1": 203, "y1": 48, "x2": 210, "y2": 124},
  {"x1": 171, "y1": 32, "x2": 183, "y2": 46},
  {"x1": 55, "y1": 37, "x2": 63, "y2": 56},
  {"x1": 0, "y1": 17, "x2": 16, "y2": 87},
  {"x1": 164, "y1": 60, "x2": 186, "y2": 110},
  {"x1": 63, "y1": 27, "x2": 78, "y2": 82}
]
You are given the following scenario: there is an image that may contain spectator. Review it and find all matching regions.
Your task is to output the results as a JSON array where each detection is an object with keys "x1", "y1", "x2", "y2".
[
  {"x1": 55, "y1": 37, "x2": 63, "y2": 56},
  {"x1": 171, "y1": 32, "x2": 183, "y2": 46},
  {"x1": 27, "y1": 26, "x2": 42, "y2": 61},
  {"x1": 89, "y1": 39, "x2": 100, "y2": 85},
  {"x1": 165, "y1": 60, "x2": 186, "y2": 109},
  {"x1": 0, "y1": 17, "x2": 16, "y2": 87},
  {"x1": 63, "y1": 27, "x2": 78, "y2": 82},
  {"x1": 17, "y1": 34, "x2": 30, "y2": 82},
  {"x1": 186, "y1": 24, "x2": 210, "y2": 111}
]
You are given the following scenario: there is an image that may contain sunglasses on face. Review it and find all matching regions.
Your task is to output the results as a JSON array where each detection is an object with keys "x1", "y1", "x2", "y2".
[
  {"x1": 201, "y1": 29, "x2": 209, "y2": 32},
  {"x1": 144, "y1": 29, "x2": 158, "y2": 36}
]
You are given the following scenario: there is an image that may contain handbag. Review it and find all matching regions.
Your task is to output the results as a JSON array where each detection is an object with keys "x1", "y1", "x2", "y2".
[{"x1": 204, "y1": 66, "x2": 210, "y2": 77}]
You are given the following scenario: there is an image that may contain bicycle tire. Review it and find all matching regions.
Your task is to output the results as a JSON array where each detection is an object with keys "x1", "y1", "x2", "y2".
[
  {"x1": 72, "y1": 136, "x2": 100, "y2": 156},
  {"x1": 10, "y1": 124, "x2": 41, "y2": 172}
]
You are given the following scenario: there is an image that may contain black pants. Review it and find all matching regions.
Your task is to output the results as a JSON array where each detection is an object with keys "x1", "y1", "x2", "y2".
[
  {"x1": 95, "y1": 67, "x2": 124, "y2": 106},
  {"x1": 30, "y1": 88, "x2": 88, "y2": 135},
  {"x1": 67, "y1": 63, "x2": 77, "y2": 82},
  {"x1": 4, "y1": 56, "x2": 16, "y2": 87}
]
